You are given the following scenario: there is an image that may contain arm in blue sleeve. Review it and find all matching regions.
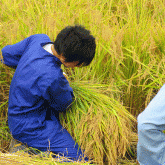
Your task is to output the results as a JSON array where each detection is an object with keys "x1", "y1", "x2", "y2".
[
  {"x1": 42, "y1": 74, "x2": 74, "y2": 112},
  {"x1": 1, "y1": 35, "x2": 34, "y2": 69},
  {"x1": 137, "y1": 84, "x2": 165, "y2": 165}
]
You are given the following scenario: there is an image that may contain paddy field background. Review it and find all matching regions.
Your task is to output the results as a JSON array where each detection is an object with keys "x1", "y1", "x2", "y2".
[{"x1": 1, "y1": 0, "x2": 165, "y2": 164}]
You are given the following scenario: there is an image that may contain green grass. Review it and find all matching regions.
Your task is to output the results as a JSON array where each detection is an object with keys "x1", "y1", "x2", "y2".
[{"x1": 1, "y1": 0, "x2": 165, "y2": 164}]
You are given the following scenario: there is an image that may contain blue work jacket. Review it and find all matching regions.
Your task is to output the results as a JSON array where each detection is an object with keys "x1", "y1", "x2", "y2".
[{"x1": 1, "y1": 34, "x2": 74, "y2": 141}]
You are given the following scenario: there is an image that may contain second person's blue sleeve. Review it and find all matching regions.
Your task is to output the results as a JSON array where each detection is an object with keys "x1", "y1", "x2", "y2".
[{"x1": 137, "y1": 84, "x2": 165, "y2": 165}]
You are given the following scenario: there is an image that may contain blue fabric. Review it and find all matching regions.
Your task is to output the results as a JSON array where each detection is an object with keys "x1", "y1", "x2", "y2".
[
  {"x1": 137, "y1": 84, "x2": 165, "y2": 165},
  {"x1": 1, "y1": 34, "x2": 88, "y2": 161}
]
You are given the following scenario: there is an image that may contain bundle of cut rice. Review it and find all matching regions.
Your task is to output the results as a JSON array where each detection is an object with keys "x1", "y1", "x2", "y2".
[{"x1": 59, "y1": 81, "x2": 137, "y2": 165}]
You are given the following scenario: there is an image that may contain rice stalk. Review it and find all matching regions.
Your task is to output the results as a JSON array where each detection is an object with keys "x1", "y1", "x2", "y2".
[{"x1": 59, "y1": 81, "x2": 137, "y2": 165}]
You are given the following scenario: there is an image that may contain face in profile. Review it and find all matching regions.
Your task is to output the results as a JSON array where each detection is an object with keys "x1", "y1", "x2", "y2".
[
  {"x1": 62, "y1": 60, "x2": 82, "y2": 68},
  {"x1": 51, "y1": 45, "x2": 82, "y2": 68}
]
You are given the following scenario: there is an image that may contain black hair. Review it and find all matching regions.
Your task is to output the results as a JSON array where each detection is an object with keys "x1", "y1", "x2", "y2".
[{"x1": 53, "y1": 25, "x2": 96, "y2": 66}]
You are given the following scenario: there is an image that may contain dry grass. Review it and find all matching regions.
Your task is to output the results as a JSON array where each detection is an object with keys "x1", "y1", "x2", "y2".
[{"x1": 0, "y1": 151, "x2": 92, "y2": 165}]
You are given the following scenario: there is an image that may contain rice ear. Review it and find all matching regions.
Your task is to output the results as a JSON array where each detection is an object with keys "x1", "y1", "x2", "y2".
[{"x1": 59, "y1": 81, "x2": 137, "y2": 165}]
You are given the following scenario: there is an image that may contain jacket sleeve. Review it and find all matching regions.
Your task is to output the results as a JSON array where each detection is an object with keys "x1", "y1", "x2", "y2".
[
  {"x1": 1, "y1": 35, "x2": 34, "y2": 69},
  {"x1": 137, "y1": 84, "x2": 165, "y2": 165},
  {"x1": 40, "y1": 72, "x2": 74, "y2": 112}
]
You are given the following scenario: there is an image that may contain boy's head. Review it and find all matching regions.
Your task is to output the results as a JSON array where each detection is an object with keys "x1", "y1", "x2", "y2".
[{"x1": 53, "y1": 25, "x2": 96, "y2": 67}]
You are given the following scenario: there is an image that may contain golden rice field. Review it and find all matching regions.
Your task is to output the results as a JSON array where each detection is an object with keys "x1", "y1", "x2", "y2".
[{"x1": 1, "y1": 0, "x2": 165, "y2": 164}]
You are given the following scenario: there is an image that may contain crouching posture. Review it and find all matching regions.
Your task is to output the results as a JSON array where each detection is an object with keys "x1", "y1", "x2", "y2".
[
  {"x1": 137, "y1": 85, "x2": 165, "y2": 165},
  {"x1": 1, "y1": 25, "x2": 96, "y2": 161}
]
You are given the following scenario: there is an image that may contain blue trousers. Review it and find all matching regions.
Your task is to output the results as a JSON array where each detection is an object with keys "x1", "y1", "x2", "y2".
[{"x1": 8, "y1": 113, "x2": 88, "y2": 162}]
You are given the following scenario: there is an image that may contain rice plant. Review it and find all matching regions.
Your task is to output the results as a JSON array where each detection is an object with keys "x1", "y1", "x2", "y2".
[
  {"x1": 1, "y1": 0, "x2": 165, "y2": 164},
  {"x1": 0, "y1": 62, "x2": 14, "y2": 152},
  {"x1": 59, "y1": 81, "x2": 137, "y2": 165}
]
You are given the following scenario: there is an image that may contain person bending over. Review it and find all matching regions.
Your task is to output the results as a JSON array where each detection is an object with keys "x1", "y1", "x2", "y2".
[{"x1": 1, "y1": 25, "x2": 96, "y2": 162}]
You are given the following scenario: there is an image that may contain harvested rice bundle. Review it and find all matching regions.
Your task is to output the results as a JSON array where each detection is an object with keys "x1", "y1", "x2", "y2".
[{"x1": 60, "y1": 81, "x2": 137, "y2": 165}]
